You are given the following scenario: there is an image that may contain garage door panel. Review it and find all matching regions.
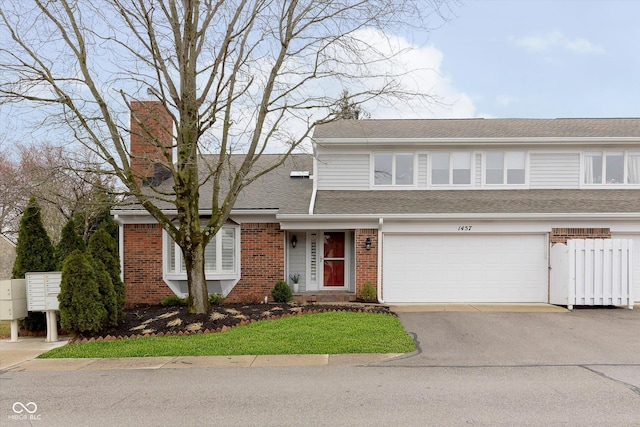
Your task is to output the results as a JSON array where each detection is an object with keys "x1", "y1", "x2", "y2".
[{"x1": 383, "y1": 234, "x2": 547, "y2": 303}]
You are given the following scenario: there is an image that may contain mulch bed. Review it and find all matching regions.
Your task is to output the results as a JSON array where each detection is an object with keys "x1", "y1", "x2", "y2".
[{"x1": 68, "y1": 302, "x2": 391, "y2": 343}]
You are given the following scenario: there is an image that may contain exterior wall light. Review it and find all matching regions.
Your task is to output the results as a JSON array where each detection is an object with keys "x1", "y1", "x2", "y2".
[
  {"x1": 365, "y1": 237, "x2": 372, "y2": 250},
  {"x1": 291, "y1": 235, "x2": 297, "y2": 248}
]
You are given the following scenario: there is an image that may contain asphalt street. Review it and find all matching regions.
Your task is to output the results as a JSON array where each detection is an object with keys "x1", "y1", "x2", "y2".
[{"x1": 1, "y1": 308, "x2": 638, "y2": 426}]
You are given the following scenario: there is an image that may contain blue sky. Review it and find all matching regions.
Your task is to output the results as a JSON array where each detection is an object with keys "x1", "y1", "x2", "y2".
[{"x1": 392, "y1": 0, "x2": 640, "y2": 119}]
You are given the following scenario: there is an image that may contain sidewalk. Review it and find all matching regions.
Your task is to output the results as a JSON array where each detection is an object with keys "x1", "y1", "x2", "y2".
[
  {"x1": 1, "y1": 304, "x2": 568, "y2": 372},
  {"x1": 1, "y1": 337, "x2": 402, "y2": 372}
]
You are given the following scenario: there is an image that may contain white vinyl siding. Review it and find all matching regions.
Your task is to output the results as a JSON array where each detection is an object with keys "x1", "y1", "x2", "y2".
[
  {"x1": 530, "y1": 153, "x2": 580, "y2": 189},
  {"x1": 316, "y1": 154, "x2": 369, "y2": 190},
  {"x1": 288, "y1": 233, "x2": 307, "y2": 292}
]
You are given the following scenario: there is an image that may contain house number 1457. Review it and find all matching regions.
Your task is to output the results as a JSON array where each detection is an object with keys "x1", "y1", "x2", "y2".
[{"x1": 457, "y1": 226, "x2": 472, "y2": 231}]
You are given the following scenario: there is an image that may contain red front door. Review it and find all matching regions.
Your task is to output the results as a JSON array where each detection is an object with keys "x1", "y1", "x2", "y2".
[{"x1": 323, "y1": 232, "x2": 345, "y2": 287}]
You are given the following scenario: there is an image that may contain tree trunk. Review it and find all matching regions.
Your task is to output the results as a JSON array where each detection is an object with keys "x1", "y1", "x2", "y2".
[{"x1": 183, "y1": 241, "x2": 210, "y2": 314}]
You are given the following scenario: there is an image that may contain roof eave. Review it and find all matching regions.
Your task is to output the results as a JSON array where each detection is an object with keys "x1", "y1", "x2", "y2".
[
  {"x1": 277, "y1": 212, "x2": 640, "y2": 221},
  {"x1": 314, "y1": 137, "x2": 640, "y2": 146}
]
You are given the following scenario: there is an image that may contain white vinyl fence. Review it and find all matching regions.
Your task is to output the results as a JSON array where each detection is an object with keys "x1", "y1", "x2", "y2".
[{"x1": 550, "y1": 239, "x2": 633, "y2": 310}]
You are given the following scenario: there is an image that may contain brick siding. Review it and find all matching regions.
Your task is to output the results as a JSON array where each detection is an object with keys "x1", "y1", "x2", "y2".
[
  {"x1": 550, "y1": 228, "x2": 611, "y2": 245},
  {"x1": 130, "y1": 101, "x2": 172, "y2": 185},
  {"x1": 355, "y1": 229, "x2": 378, "y2": 296},
  {"x1": 122, "y1": 223, "x2": 172, "y2": 305},
  {"x1": 225, "y1": 223, "x2": 285, "y2": 303}
]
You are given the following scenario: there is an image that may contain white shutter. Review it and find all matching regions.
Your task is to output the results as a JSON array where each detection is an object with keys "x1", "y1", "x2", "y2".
[
  {"x1": 221, "y1": 228, "x2": 235, "y2": 272},
  {"x1": 205, "y1": 238, "x2": 217, "y2": 272}
]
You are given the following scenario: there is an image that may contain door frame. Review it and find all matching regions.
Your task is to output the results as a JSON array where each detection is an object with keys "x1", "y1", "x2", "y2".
[{"x1": 305, "y1": 230, "x2": 352, "y2": 291}]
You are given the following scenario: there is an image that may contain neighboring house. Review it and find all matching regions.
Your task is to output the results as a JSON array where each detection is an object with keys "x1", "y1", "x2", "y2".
[
  {"x1": 114, "y1": 105, "x2": 640, "y2": 305},
  {"x1": 0, "y1": 234, "x2": 16, "y2": 279}
]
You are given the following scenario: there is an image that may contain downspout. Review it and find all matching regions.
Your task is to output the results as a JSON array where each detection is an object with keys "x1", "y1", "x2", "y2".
[
  {"x1": 377, "y1": 217, "x2": 384, "y2": 303},
  {"x1": 308, "y1": 149, "x2": 318, "y2": 215},
  {"x1": 117, "y1": 217, "x2": 125, "y2": 283}
]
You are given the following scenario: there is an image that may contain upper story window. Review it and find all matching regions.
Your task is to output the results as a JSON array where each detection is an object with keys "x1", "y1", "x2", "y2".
[
  {"x1": 486, "y1": 151, "x2": 526, "y2": 185},
  {"x1": 374, "y1": 153, "x2": 414, "y2": 186},
  {"x1": 167, "y1": 226, "x2": 237, "y2": 275},
  {"x1": 431, "y1": 152, "x2": 471, "y2": 185},
  {"x1": 584, "y1": 151, "x2": 640, "y2": 185}
]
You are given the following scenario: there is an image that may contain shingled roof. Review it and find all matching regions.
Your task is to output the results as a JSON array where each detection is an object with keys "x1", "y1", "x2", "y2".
[
  {"x1": 312, "y1": 189, "x2": 640, "y2": 215},
  {"x1": 313, "y1": 118, "x2": 640, "y2": 140},
  {"x1": 116, "y1": 153, "x2": 313, "y2": 214}
]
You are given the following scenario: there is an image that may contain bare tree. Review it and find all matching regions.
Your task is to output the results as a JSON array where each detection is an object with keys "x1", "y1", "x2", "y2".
[
  {"x1": 0, "y1": 0, "x2": 451, "y2": 313},
  {"x1": 0, "y1": 142, "x2": 116, "y2": 243}
]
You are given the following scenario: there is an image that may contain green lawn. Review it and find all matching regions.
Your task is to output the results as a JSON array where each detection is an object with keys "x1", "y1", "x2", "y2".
[{"x1": 38, "y1": 311, "x2": 415, "y2": 358}]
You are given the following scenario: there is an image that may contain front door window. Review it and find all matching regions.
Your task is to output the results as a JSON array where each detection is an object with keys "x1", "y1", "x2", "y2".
[{"x1": 323, "y1": 232, "x2": 345, "y2": 287}]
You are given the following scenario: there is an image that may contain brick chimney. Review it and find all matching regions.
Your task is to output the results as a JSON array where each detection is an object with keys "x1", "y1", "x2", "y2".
[{"x1": 130, "y1": 101, "x2": 173, "y2": 186}]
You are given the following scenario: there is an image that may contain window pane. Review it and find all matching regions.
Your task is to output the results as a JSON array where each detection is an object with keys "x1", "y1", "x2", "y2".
[
  {"x1": 628, "y1": 153, "x2": 640, "y2": 184},
  {"x1": 486, "y1": 152, "x2": 503, "y2": 184},
  {"x1": 605, "y1": 152, "x2": 624, "y2": 184},
  {"x1": 507, "y1": 169, "x2": 525, "y2": 184},
  {"x1": 452, "y1": 152, "x2": 471, "y2": 184},
  {"x1": 221, "y1": 228, "x2": 235, "y2": 271},
  {"x1": 395, "y1": 153, "x2": 414, "y2": 185},
  {"x1": 506, "y1": 152, "x2": 525, "y2": 168},
  {"x1": 486, "y1": 170, "x2": 503, "y2": 184},
  {"x1": 584, "y1": 152, "x2": 602, "y2": 184},
  {"x1": 432, "y1": 152, "x2": 449, "y2": 184},
  {"x1": 374, "y1": 153, "x2": 392, "y2": 185},
  {"x1": 506, "y1": 152, "x2": 525, "y2": 184}
]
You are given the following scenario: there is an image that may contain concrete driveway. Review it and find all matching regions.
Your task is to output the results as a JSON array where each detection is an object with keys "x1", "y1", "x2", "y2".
[{"x1": 387, "y1": 306, "x2": 640, "y2": 367}]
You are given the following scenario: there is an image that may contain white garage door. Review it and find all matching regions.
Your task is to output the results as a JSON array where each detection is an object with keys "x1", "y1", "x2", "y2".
[
  {"x1": 612, "y1": 234, "x2": 640, "y2": 303},
  {"x1": 383, "y1": 234, "x2": 548, "y2": 303}
]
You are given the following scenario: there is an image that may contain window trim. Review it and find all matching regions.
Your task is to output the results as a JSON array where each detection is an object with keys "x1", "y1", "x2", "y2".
[
  {"x1": 429, "y1": 151, "x2": 473, "y2": 187},
  {"x1": 483, "y1": 151, "x2": 528, "y2": 187},
  {"x1": 372, "y1": 152, "x2": 416, "y2": 187},
  {"x1": 582, "y1": 150, "x2": 640, "y2": 187},
  {"x1": 164, "y1": 225, "x2": 240, "y2": 280}
]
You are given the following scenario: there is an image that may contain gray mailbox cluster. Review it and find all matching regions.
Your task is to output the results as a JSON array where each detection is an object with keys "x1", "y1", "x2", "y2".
[
  {"x1": 26, "y1": 272, "x2": 61, "y2": 311},
  {"x1": 0, "y1": 279, "x2": 28, "y2": 321},
  {"x1": 0, "y1": 279, "x2": 28, "y2": 342}
]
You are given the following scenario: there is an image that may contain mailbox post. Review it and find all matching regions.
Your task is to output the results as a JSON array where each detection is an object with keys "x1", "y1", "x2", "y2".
[{"x1": 0, "y1": 279, "x2": 28, "y2": 342}]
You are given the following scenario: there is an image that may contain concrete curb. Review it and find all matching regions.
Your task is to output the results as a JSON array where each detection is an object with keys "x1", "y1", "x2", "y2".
[{"x1": 3, "y1": 352, "x2": 405, "y2": 372}]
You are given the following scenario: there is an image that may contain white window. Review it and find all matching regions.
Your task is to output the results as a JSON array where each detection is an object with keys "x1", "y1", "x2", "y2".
[
  {"x1": 485, "y1": 151, "x2": 526, "y2": 185},
  {"x1": 374, "y1": 153, "x2": 414, "y2": 186},
  {"x1": 431, "y1": 152, "x2": 471, "y2": 185},
  {"x1": 584, "y1": 151, "x2": 640, "y2": 185},
  {"x1": 167, "y1": 227, "x2": 238, "y2": 275}
]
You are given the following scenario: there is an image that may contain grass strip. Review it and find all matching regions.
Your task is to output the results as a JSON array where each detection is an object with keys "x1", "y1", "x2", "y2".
[{"x1": 38, "y1": 312, "x2": 415, "y2": 358}]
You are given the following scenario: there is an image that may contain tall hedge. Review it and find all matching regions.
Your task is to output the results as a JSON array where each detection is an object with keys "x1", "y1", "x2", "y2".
[
  {"x1": 87, "y1": 228, "x2": 125, "y2": 321},
  {"x1": 55, "y1": 218, "x2": 85, "y2": 270},
  {"x1": 12, "y1": 196, "x2": 55, "y2": 331},
  {"x1": 12, "y1": 196, "x2": 55, "y2": 279},
  {"x1": 89, "y1": 256, "x2": 118, "y2": 327},
  {"x1": 58, "y1": 250, "x2": 107, "y2": 335}
]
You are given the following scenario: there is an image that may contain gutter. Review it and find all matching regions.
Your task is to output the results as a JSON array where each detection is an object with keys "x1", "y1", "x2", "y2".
[{"x1": 277, "y1": 212, "x2": 640, "y2": 221}]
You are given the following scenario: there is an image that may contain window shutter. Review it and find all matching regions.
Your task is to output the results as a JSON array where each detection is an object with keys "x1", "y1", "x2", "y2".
[{"x1": 221, "y1": 228, "x2": 235, "y2": 271}]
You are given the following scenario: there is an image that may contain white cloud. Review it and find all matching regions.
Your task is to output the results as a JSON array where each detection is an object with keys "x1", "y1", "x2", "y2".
[
  {"x1": 512, "y1": 31, "x2": 605, "y2": 55},
  {"x1": 350, "y1": 29, "x2": 477, "y2": 119}
]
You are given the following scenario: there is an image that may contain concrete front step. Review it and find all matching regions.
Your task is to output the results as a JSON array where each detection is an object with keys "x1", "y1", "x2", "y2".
[{"x1": 293, "y1": 292, "x2": 357, "y2": 303}]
